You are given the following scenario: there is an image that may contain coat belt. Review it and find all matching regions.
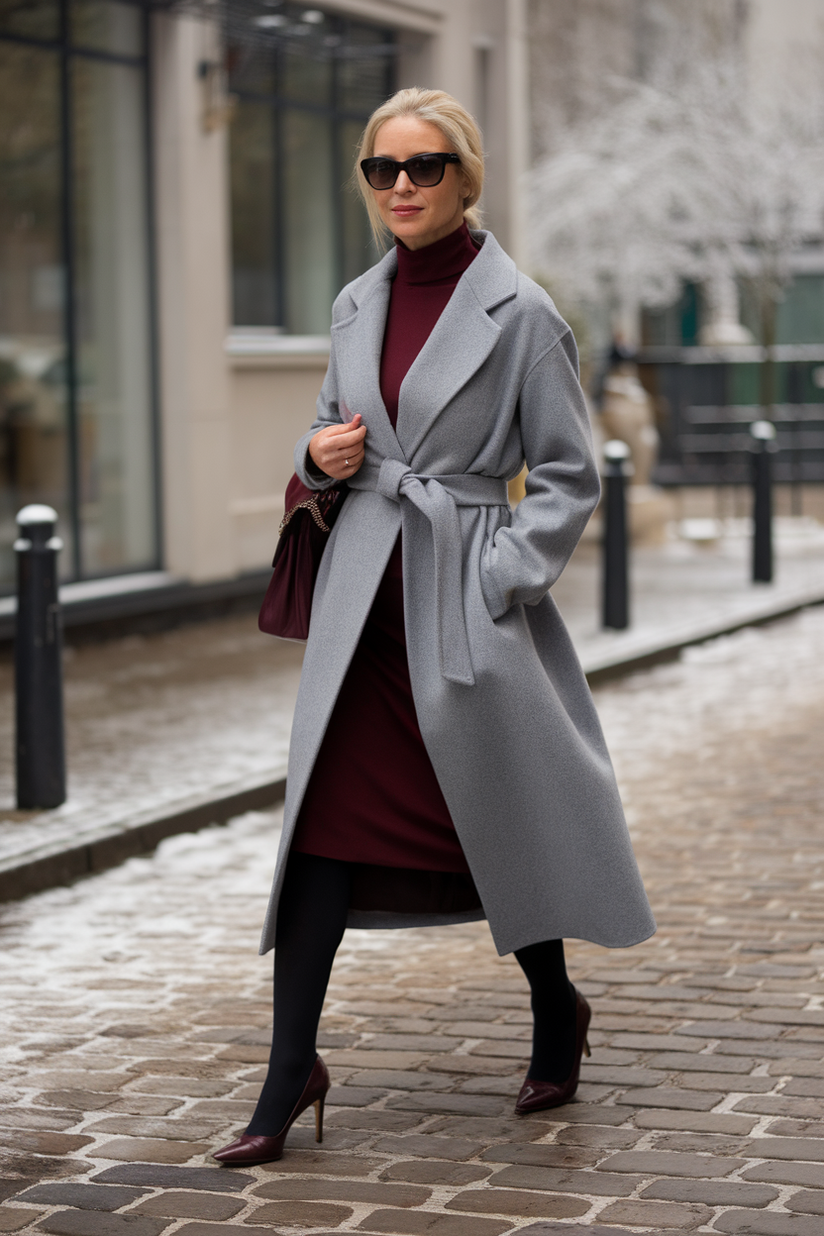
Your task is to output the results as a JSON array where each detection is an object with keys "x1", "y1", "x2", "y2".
[{"x1": 350, "y1": 459, "x2": 509, "y2": 687}]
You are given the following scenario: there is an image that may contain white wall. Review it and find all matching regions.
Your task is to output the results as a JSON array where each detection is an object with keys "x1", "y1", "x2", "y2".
[
  {"x1": 152, "y1": 11, "x2": 235, "y2": 582},
  {"x1": 227, "y1": 350, "x2": 330, "y2": 572}
]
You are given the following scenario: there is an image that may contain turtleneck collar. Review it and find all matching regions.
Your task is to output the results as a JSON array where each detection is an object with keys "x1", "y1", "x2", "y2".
[{"x1": 395, "y1": 220, "x2": 480, "y2": 286}]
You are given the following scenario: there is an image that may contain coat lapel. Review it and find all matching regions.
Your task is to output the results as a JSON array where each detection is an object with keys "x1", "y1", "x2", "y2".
[
  {"x1": 331, "y1": 248, "x2": 407, "y2": 466},
  {"x1": 330, "y1": 230, "x2": 519, "y2": 467},
  {"x1": 396, "y1": 231, "x2": 518, "y2": 461}
]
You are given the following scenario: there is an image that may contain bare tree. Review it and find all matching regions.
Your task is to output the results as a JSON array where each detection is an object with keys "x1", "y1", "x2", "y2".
[{"x1": 527, "y1": 16, "x2": 824, "y2": 409}]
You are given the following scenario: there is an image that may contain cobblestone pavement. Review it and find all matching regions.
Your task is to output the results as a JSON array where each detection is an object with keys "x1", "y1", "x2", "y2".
[{"x1": 1, "y1": 606, "x2": 823, "y2": 1235}]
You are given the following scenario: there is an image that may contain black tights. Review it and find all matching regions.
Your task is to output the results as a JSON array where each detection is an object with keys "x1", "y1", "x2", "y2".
[
  {"x1": 514, "y1": 937, "x2": 577, "y2": 1082},
  {"x1": 246, "y1": 851, "x2": 576, "y2": 1135},
  {"x1": 246, "y1": 853, "x2": 351, "y2": 1136}
]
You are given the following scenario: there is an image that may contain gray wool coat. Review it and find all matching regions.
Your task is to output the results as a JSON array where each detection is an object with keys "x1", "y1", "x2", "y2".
[{"x1": 259, "y1": 229, "x2": 655, "y2": 957}]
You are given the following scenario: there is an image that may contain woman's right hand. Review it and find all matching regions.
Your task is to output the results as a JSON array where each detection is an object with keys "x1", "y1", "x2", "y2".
[{"x1": 308, "y1": 414, "x2": 366, "y2": 480}]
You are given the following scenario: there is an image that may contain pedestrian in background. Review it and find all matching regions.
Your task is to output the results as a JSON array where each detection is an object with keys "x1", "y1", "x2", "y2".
[{"x1": 214, "y1": 87, "x2": 655, "y2": 1167}]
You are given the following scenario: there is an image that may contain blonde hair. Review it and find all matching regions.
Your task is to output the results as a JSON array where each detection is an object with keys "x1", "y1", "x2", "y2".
[{"x1": 355, "y1": 87, "x2": 485, "y2": 247}]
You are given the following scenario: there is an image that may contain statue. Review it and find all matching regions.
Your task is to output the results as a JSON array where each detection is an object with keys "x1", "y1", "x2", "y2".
[{"x1": 598, "y1": 345, "x2": 672, "y2": 545}]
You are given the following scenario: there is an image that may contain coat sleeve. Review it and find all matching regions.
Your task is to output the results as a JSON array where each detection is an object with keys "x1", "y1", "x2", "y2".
[
  {"x1": 480, "y1": 329, "x2": 600, "y2": 621},
  {"x1": 293, "y1": 298, "x2": 349, "y2": 491}
]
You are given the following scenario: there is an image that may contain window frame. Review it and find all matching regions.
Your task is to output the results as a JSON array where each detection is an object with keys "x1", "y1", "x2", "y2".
[
  {"x1": 227, "y1": 8, "x2": 397, "y2": 334},
  {"x1": 0, "y1": 0, "x2": 161, "y2": 585}
]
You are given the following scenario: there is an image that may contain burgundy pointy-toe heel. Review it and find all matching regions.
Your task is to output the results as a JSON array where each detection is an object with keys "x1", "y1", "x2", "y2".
[
  {"x1": 212, "y1": 1055, "x2": 330, "y2": 1166},
  {"x1": 515, "y1": 988, "x2": 591, "y2": 1115}
]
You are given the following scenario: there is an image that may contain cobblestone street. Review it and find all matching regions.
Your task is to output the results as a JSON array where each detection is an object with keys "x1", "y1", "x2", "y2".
[{"x1": 1, "y1": 606, "x2": 823, "y2": 1236}]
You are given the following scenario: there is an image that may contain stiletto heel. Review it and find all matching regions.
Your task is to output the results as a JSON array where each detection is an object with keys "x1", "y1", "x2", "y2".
[
  {"x1": 584, "y1": 1037, "x2": 591, "y2": 1058},
  {"x1": 212, "y1": 1055, "x2": 331, "y2": 1166},
  {"x1": 515, "y1": 989, "x2": 592, "y2": 1115}
]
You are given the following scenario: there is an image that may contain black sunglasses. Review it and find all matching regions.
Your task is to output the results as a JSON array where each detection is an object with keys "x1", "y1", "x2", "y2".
[{"x1": 360, "y1": 152, "x2": 461, "y2": 190}]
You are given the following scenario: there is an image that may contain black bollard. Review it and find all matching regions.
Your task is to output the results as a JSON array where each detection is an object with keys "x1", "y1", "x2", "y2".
[
  {"x1": 14, "y1": 505, "x2": 66, "y2": 809},
  {"x1": 602, "y1": 439, "x2": 631, "y2": 630},
  {"x1": 750, "y1": 420, "x2": 777, "y2": 584}
]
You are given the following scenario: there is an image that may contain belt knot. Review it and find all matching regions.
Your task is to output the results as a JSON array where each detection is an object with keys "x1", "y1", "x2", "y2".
[
  {"x1": 360, "y1": 460, "x2": 507, "y2": 687},
  {"x1": 377, "y1": 458, "x2": 416, "y2": 502}
]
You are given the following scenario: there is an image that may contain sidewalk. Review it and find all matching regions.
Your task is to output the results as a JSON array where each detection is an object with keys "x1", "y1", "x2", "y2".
[
  {"x1": 1, "y1": 517, "x2": 823, "y2": 901},
  {"x1": 553, "y1": 517, "x2": 824, "y2": 680}
]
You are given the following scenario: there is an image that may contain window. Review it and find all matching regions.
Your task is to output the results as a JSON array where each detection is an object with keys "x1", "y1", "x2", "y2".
[
  {"x1": 227, "y1": 3, "x2": 396, "y2": 335},
  {"x1": 0, "y1": 0, "x2": 157, "y2": 589}
]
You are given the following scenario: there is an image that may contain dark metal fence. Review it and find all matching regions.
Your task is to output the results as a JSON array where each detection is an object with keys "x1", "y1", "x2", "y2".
[{"x1": 637, "y1": 346, "x2": 824, "y2": 486}]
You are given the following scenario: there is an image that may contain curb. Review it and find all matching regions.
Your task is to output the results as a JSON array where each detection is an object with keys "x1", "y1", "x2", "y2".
[
  {"x1": 0, "y1": 569, "x2": 271, "y2": 647},
  {"x1": 0, "y1": 774, "x2": 286, "y2": 904},
  {"x1": 581, "y1": 585, "x2": 824, "y2": 685},
  {"x1": 1, "y1": 586, "x2": 822, "y2": 905}
]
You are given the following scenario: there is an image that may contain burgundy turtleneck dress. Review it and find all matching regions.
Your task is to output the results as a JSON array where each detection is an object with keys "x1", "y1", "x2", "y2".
[{"x1": 291, "y1": 223, "x2": 480, "y2": 883}]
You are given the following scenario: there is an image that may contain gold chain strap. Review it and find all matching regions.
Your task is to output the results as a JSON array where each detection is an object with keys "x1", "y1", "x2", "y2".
[{"x1": 279, "y1": 494, "x2": 332, "y2": 536}]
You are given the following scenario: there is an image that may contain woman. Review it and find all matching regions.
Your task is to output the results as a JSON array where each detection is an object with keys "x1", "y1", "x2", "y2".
[{"x1": 214, "y1": 88, "x2": 654, "y2": 1167}]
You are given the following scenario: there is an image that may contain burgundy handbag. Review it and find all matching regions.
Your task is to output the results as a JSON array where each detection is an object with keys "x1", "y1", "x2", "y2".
[{"x1": 258, "y1": 473, "x2": 346, "y2": 640}]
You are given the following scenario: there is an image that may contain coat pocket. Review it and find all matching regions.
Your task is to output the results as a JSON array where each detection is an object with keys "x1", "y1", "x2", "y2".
[{"x1": 478, "y1": 512, "x2": 511, "y2": 621}]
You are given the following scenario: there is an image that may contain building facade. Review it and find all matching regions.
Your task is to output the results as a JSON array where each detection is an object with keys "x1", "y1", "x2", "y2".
[{"x1": 0, "y1": 0, "x2": 528, "y2": 596}]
